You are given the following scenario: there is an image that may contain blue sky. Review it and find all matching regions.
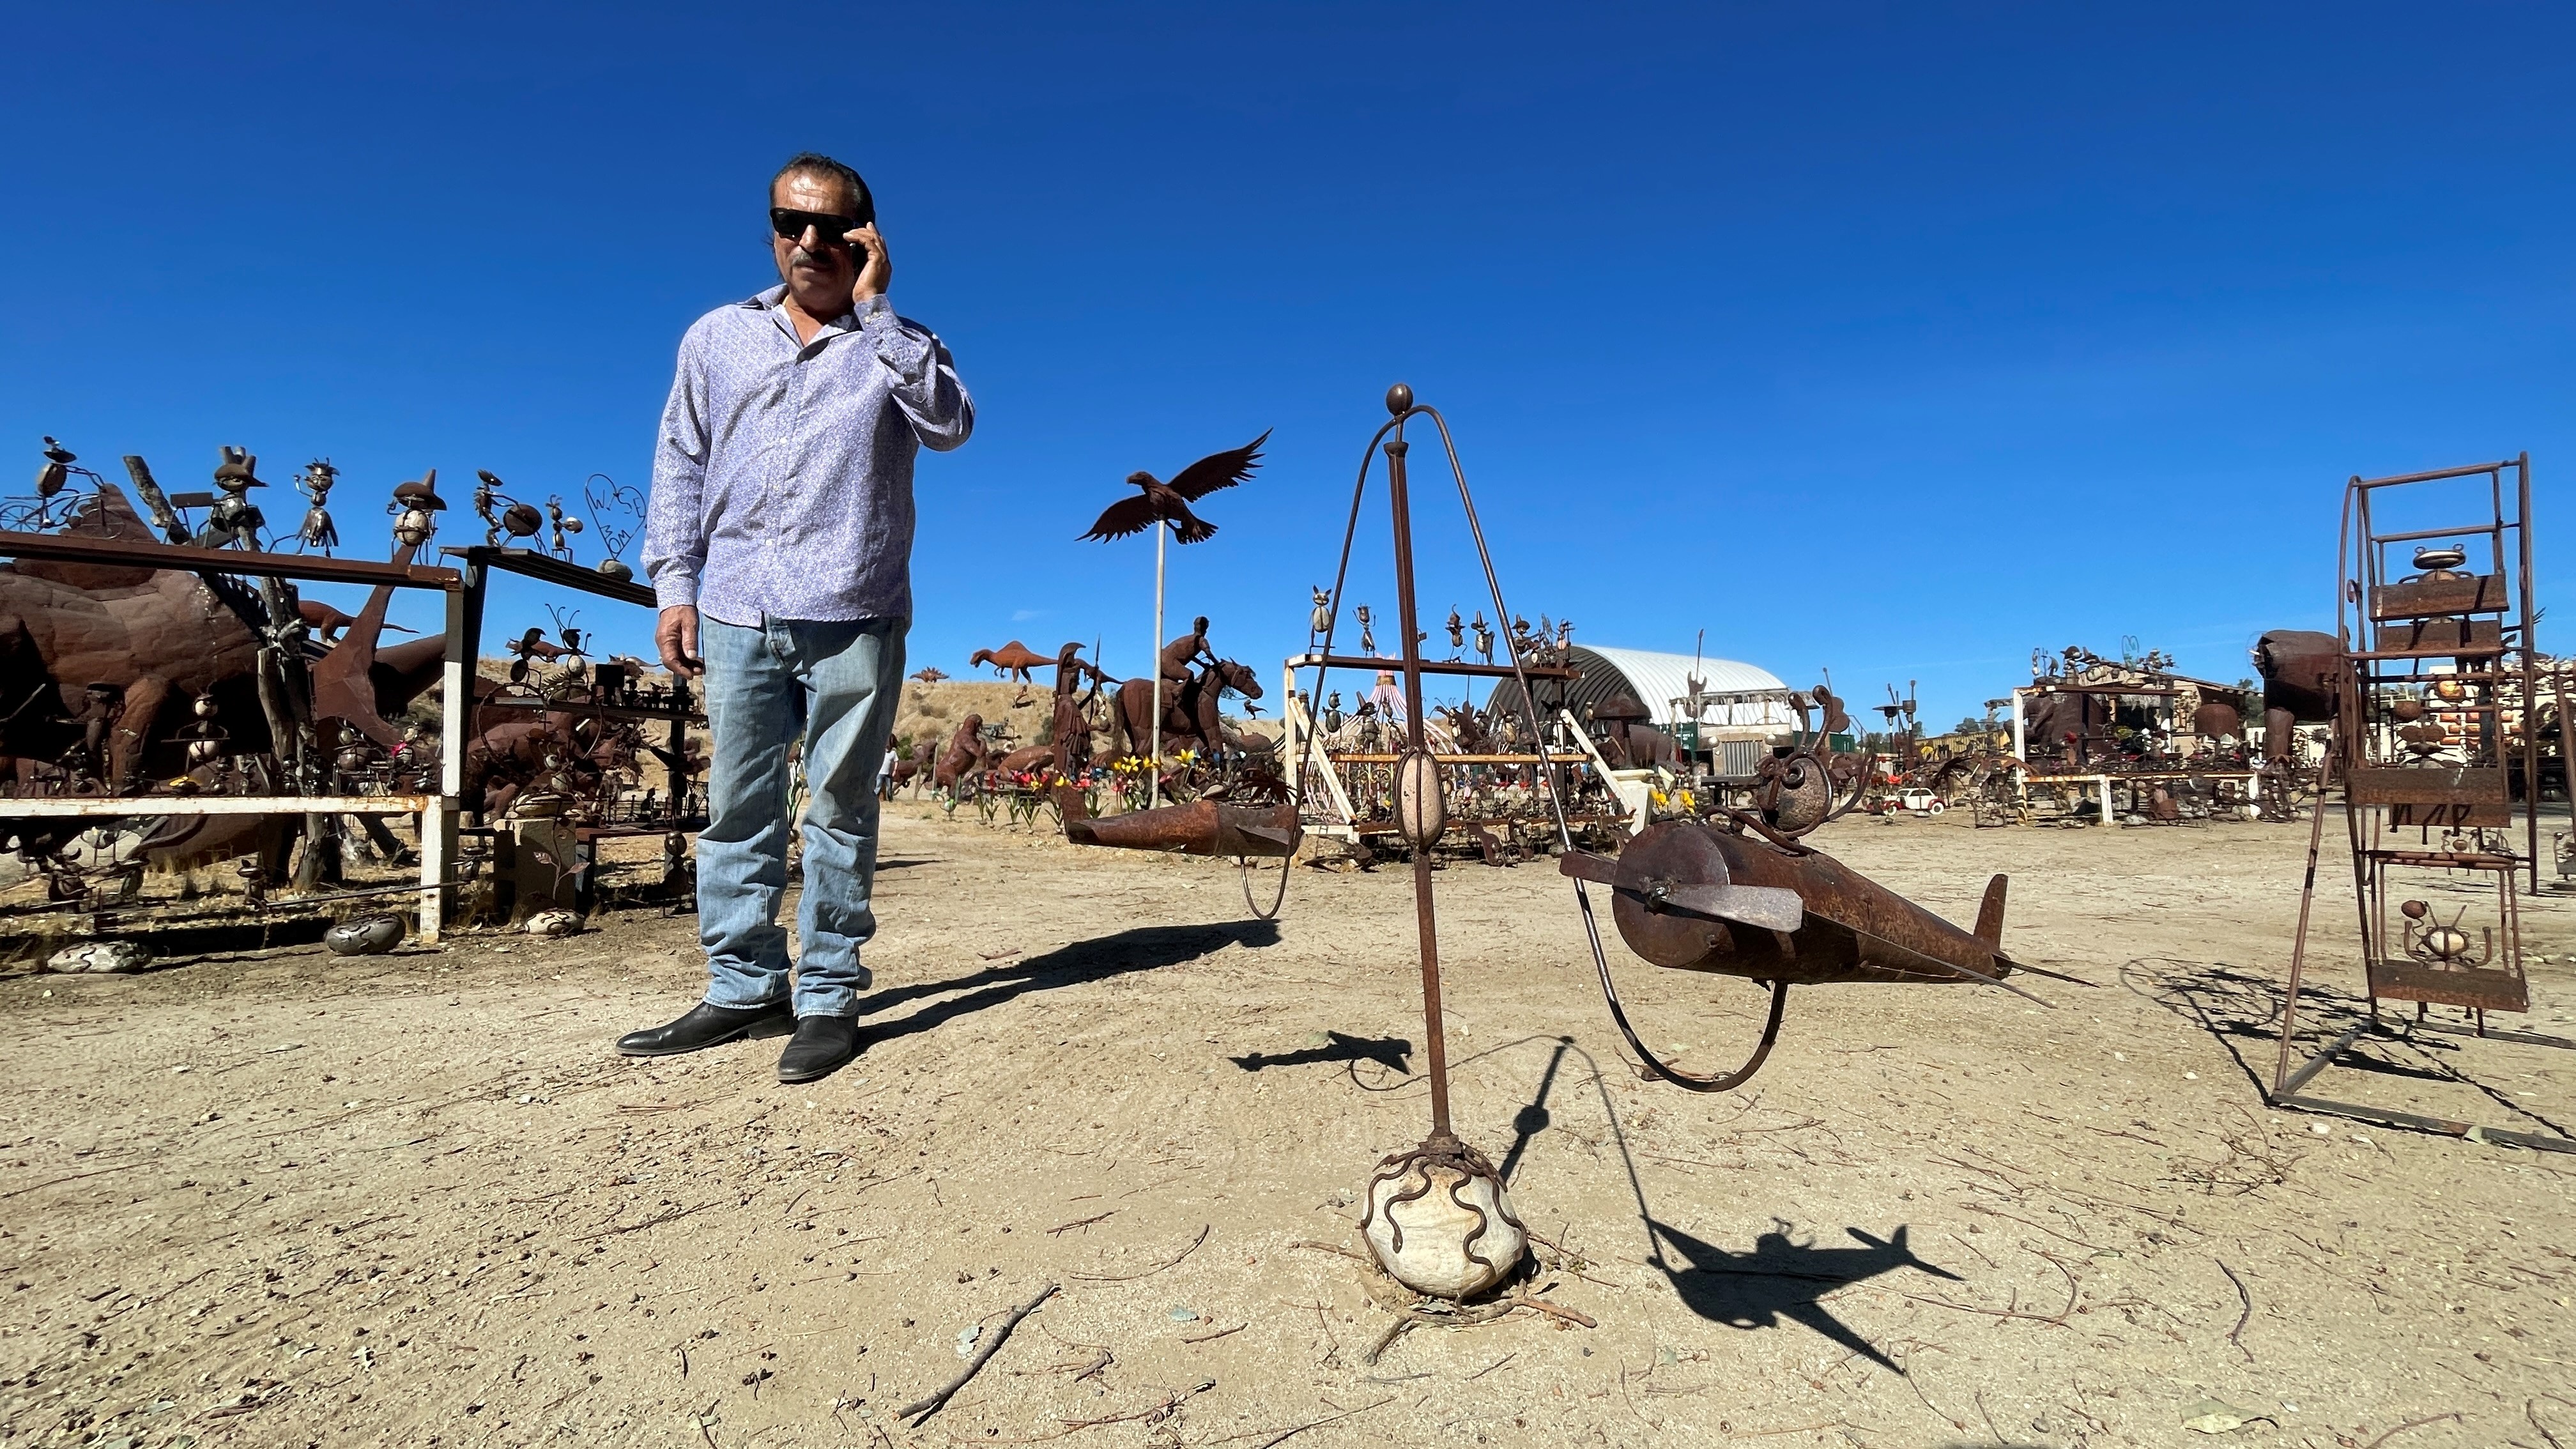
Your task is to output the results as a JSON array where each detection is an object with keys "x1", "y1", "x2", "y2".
[{"x1": 3, "y1": 3, "x2": 2568, "y2": 729}]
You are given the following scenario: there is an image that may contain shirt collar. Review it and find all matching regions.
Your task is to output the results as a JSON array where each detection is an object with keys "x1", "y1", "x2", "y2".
[{"x1": 747, "y1": 284, "x2": 862, "y2": 342}]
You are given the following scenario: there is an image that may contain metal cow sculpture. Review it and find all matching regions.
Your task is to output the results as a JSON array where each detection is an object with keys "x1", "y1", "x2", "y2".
[{"x1": 1588, "y1": 693, "x2": 1680, "y2": 769}]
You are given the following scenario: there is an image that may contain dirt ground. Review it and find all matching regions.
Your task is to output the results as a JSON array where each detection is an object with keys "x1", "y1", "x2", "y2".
[{"x1": 3, "y1": 808, "x2": 2572, "y2": 1449}]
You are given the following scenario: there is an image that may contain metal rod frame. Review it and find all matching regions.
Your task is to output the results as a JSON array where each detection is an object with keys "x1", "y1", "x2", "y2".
[{"x1": 2267, "y1": 454, "x2": 2570, "y2": 1152}]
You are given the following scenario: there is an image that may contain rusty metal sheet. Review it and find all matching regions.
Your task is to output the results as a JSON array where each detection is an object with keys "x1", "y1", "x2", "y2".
[
  {"x1": 2345, "y1": 765, "x2": 2507, "y2": 806},
  {"x1": 1057, "y1": 786, "x2": 1300, "y2": 857},
  {"x1": 2384, "y1": 801, "x2": 2512, "y2": 829},
  {"x1": 2373, "y1": 617, "x2": 2503, "y2": 653},
  {"x1": 2367, "y1": 960, "x2": 2530, "y2": 1012},
  {"x1": 2370, "y1": 574, "x2": 2507, "y2": 620}
]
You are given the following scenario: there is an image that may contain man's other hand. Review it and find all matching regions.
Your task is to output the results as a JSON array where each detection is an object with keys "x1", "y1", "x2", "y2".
[
  {"x1": 847, "y1": 223, "x2": 891, "y2": 305},
  {"x1": 657, "y1": 604, "x2": 703, "y2": 680}
]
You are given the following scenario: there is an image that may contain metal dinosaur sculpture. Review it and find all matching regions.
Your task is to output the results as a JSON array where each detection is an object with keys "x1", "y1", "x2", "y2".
[{"x1": 967, "y1": 640, "x2": 1055, "y2": 683}]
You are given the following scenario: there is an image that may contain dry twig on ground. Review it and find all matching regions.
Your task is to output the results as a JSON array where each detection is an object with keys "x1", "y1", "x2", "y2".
[{"x1": 896, "y1": 1280, "x2": 1057, "y2": 1426}]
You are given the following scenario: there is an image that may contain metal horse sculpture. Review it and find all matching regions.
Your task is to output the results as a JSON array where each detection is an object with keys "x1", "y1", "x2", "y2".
[{"x1": 1107, "y1": 657, "x2": 1261, "y2": 763}]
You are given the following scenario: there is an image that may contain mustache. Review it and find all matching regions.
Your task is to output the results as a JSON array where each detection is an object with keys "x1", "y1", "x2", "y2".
[{"x1": 789, "y1": 247, "x2": 847, "y2": 268}]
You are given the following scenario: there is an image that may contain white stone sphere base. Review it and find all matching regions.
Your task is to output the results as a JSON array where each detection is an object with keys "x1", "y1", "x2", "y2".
[{"x1": 1361, "y1": 1155, "x2": 1527, "y2": 1300}]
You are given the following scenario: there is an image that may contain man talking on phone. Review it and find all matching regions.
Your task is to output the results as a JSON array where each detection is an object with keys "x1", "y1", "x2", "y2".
[{"x1": 620, "y1": 153, "x2": 972, "y2": 1082}]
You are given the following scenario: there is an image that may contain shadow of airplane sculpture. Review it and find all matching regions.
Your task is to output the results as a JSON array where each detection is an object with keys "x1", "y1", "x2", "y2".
[
  {"x1": 1228, "y1": 1031, "x2": 1412, "y2": 1075},
  {"x1": 1648, "y1": 1218, "x2": 1960, "y2": 1370},
  {"x1": 1474, "y1": 1034, "x2": 1963, "y2": 1372}
]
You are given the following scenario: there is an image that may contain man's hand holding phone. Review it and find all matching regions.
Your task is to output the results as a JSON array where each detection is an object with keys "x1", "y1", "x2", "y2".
[{"x1": 846, "y1": 223, "x2": 891, "y2": 306}]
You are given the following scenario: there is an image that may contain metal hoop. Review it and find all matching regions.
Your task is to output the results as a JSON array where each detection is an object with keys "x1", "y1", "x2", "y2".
[{"x1": 1238, "y1": 852, "x2": 1288, "y2": 921}]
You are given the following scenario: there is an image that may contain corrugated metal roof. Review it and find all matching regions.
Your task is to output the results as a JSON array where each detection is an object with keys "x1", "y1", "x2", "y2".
[
  {"x1": 1483, "y1": 645, "x2": 1796, "y2": 731},
  {"x1": 1575, "y1": 646, "x2": 1795, "y2": 729}
]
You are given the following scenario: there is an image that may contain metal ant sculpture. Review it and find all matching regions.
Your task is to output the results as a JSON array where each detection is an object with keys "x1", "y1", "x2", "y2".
[
  {"x1": 582, "y1": 473, "x2": 645, "y2": 580},
  {"x1": 294, "y1": 459, "x2": 340, "y2": 554},
  {"x1": 2400, "y1": 898, "x2": 2494, "y2": 969},
  {"x1": 9, "y1": 437, "x2": 103, "y2": 532},
  {"x1": 472, "y1": 469, "x2": 543, "y2": 548},
  {"x1": 546, "y1": 496, "x2": 584, "y2": 562},
  {"x1": 191, "y1": 447, "x2": 268, "y2": 549}
]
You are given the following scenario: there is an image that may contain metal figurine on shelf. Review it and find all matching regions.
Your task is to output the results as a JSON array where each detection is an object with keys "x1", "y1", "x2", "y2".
[
  {"x1": 473, "y1": 470, "x2": 544, "y2": 548},
  {"x1": 9, "y1": 438, "x2": 102, "y2": 532},
  {"x1": 294, "y1": 459, "x2": 339, "y2": 555},
  {"x1": 546, "y1": 496, "x2": 585, "y2": 562},
  {"x1": 192, "y1": 447, "x2": 268, "y2": 549},
  {"x1": 390, "y1": 473, "x2": 445, "y2": 549}
]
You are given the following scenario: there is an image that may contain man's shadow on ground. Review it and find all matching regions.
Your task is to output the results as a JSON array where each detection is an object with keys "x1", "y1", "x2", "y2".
[{"x1": 850, "y1": 919, "x2": 1278, "y2": 1045}]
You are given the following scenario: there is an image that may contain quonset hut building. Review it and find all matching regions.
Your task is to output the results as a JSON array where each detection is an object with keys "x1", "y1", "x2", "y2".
[{"x1": 1485, "y1": 645, "x2": 1797, "y2": 780}]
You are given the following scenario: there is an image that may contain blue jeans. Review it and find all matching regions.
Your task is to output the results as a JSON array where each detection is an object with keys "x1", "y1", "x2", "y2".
[{"x1": 696, "y1": 613, "x2": 906, "y2": 1019}]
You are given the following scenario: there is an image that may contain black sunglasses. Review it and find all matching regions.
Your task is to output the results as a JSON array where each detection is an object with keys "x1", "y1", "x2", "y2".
[{"x1": 770, "y1": 207, "x2": 866, "y2": 245}]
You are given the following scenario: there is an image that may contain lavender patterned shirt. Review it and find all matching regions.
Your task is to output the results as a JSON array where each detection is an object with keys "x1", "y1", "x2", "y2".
[{"x1": 643, "y1": 286, "x2": 972, "y2": 625}]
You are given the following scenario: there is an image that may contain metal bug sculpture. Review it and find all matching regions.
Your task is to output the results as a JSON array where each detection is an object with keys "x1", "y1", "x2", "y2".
[
  {"x1": 294, "y1": 459, "x2": 340, "y2": 554},
  {"x1": 546, "y1": 496, "x2": 585, "y2": 562},
  {"x1": 390, "y1": 472, "x2": 445, "y2": 549},
  {"x1": 582, "y1": 473, "x2": 645, "y2": 580},
  {"x1": 9, "y1": 437, "x2": 103, "y2": 532},
  {"x1": 473, "y1": 470, "x2": 543, "y2": 548}
]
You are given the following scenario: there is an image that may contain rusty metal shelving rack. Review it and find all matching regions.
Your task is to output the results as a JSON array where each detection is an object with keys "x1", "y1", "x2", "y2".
[
  {"x1": 434, "y1": 546, "x2": 706, "y2": 919},
  {"x1": 2270, "y1": 455, "x2": 2573, "y2": 1153}
]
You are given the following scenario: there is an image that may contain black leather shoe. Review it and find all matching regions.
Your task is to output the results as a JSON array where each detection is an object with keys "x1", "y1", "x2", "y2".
[
  {"x1": 615, "y1": 1000, "x2": 794, "y2": 1057},
  {"x1": 777, "y1": 1015, "x2": 861, "y2": 1083}
]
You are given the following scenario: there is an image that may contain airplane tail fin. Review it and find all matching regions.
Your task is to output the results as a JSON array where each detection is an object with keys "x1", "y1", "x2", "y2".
[{"x1": 1974, "y1": 873, "x2": 2007, "y2": 951}]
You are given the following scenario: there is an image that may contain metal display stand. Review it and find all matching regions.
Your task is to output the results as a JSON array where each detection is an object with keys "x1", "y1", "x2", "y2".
[
  {"x1": 434, "y1": 547, "x2": 706, "y2": 923},
  {"x1": 2270, "y1": 456, "x2": 2573, "y2": 1153}
]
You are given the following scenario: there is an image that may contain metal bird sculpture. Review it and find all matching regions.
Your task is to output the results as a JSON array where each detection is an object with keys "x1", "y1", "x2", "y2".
[{"x1": 1078, "y1": 431, "x2": 1269, "y2": 545}]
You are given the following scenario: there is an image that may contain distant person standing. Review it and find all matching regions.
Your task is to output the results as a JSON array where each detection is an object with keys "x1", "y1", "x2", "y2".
[{"x1": 619, "y1": 153, "x2": 973, "y2": 1083}]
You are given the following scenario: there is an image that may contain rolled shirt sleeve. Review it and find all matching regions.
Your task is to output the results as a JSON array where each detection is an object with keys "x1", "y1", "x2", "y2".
[{"x1": 861, "y1": 296, "x2": 974, "y2": 453}]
